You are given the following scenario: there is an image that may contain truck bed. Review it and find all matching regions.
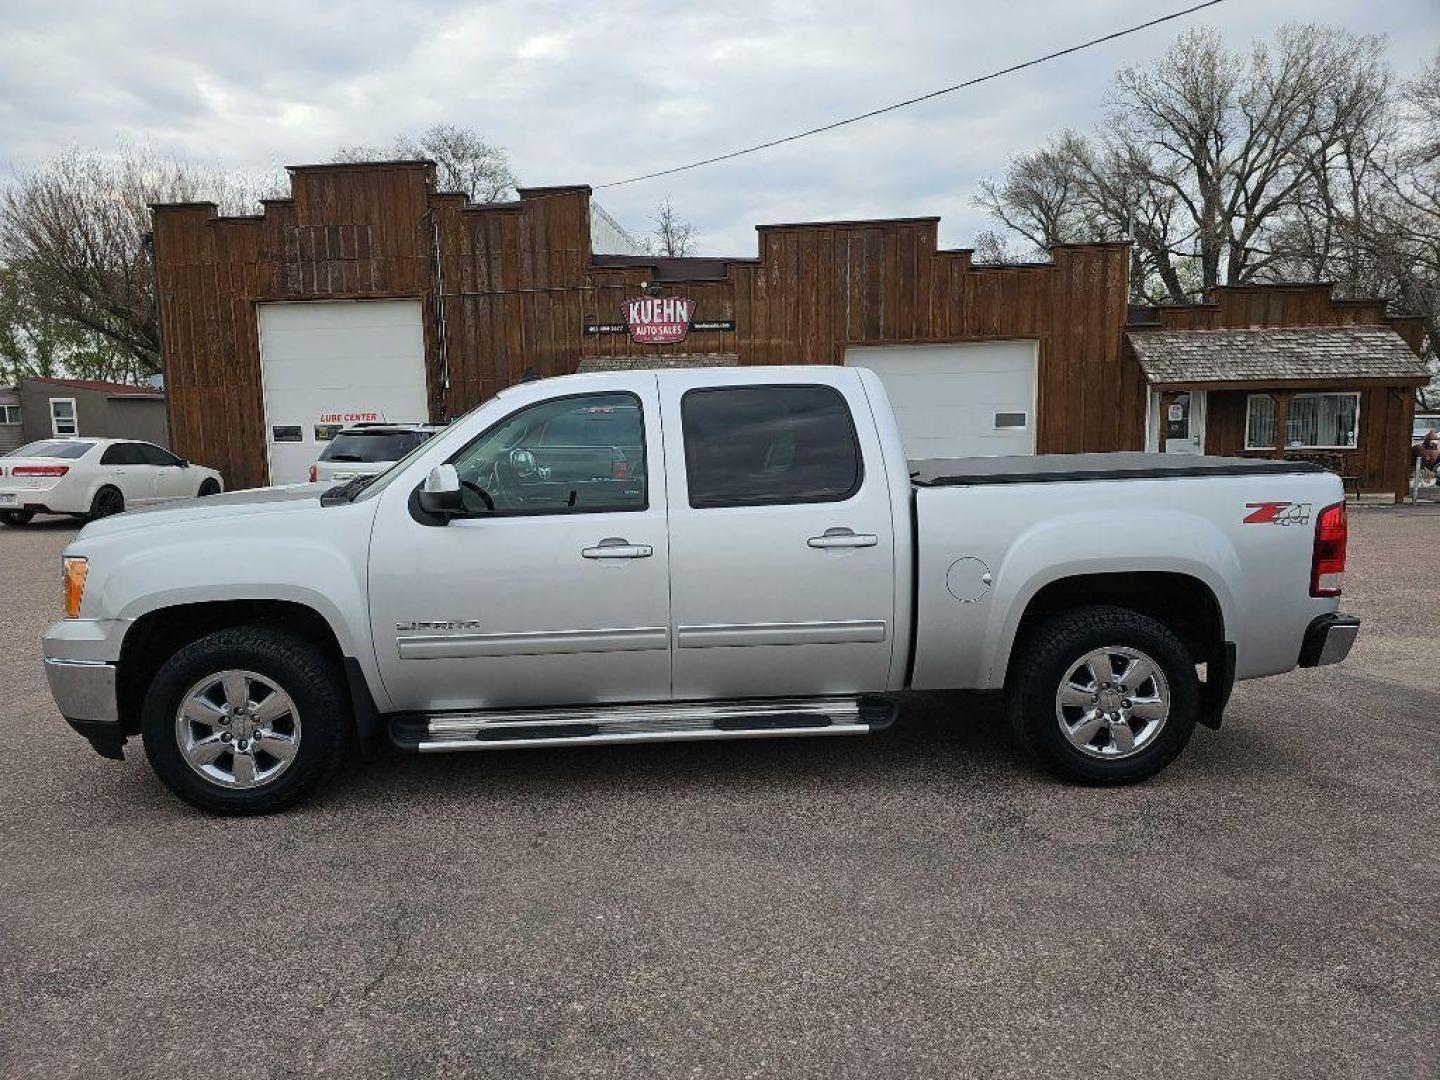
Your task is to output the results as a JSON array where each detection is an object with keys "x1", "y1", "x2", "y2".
[{"x1": 910, "y1": 453, "x2": 1325, "y2": 487}]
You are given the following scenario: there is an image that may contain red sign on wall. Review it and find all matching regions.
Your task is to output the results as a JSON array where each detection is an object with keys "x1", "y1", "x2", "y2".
[{"x1": 625, "y1": 296, "x2": 695, "y2": 344}]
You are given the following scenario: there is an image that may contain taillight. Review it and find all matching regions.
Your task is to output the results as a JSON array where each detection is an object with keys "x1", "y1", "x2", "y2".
[
  {"x1": 308, "y1": 464, "x2": 318, "y2": 483},
  {"x1": 14, "y1": 465, "x2": 68, "y2": 477},
  {"x1": 1310, "y1": 501, "x2": 1347, "y2": 597},
  {"x1": 611, "y1": 458, "x2": 629, "y2": 480}
]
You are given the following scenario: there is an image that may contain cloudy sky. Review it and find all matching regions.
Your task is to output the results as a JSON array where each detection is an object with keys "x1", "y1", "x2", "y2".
[{"x1": 2, "y1": 0, "x2": 1436, "y2": 255}]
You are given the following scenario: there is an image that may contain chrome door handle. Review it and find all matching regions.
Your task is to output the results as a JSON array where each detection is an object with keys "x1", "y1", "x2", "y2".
[
  {"x1": 808, "y1": 528, "x2": 878, "y2": 549},
  {"x1": 582, "y1": 537, "x2": 653, "y2": 559}
]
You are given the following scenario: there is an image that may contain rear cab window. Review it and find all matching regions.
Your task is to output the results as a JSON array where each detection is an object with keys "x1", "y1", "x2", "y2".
[{"x1": 680, "y1": 385, "x2": 862, "y2": 508}]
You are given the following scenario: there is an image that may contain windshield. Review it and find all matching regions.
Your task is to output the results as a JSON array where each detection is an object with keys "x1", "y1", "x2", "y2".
[
  {"x1": 319, "y1": 430, "x2": 431, "y2": 463},
  {"x1": 7, "y1": 440, "x2": 96, "y2": 459}
]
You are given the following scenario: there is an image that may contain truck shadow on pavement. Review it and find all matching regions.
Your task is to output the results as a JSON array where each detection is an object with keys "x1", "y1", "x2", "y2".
[{"x1": 304, "y1": 688, "x2": 1256, "y2": 817}]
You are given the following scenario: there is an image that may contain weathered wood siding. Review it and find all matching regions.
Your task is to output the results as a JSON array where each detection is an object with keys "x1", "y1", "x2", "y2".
[
  {"x1": 432, "y1": 193, "x2": 1136, "y2": 460},
  {"x1": 1204, "y1": 385, "x2": 1416, "y2": 498},
  {"x1": 152, "y1": 163, "x2": 437, "y2": 489},
  {"x1": 150, "y1": 166, "x2": 1188, "y2": 489},
  {"x1": 1134, "y1": 284, "x2": 1424, "y2": 499}
]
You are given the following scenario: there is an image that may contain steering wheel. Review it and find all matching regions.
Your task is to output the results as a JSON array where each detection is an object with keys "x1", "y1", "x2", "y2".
[{"x1": 459, "y1": 478, "x2": 495, "y2": 513}]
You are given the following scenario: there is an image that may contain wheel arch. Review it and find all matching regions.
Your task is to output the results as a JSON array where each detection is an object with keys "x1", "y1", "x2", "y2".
[
  {"x1": 115, "y1": 599, "x2": 378, "y2": 742},
  {"x1": 996, "y1": 570, "x2": 1228, "y2": 691},
  {"x1": 88, "y1": 480, "x2": 124, "y2": 511}
]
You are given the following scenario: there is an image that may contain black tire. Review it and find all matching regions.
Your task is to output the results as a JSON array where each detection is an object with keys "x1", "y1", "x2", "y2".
[
  {"x1": 197, "y1": 478, "x2": 221, "y2": 497},
  {"x1": 0, "y1": 509, "x2": 35, "y2": 526},
  {"x1": 1006, "y1": 604, "x2": 1197, "y2": 785},
  {"x1": 89, "y1": 485, "x2": 125, "y2": 519},
  {"x1": 141, "y1": 626, "x2": 351, "y2": 814}
]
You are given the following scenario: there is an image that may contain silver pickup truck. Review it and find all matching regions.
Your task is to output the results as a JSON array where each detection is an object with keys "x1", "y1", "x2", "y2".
[{"x1": 42, "y1": 366, "x2": 1357, "y2": 814}]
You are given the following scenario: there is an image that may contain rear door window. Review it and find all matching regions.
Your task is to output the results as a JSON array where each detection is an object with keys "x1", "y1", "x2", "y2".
[
  {"x1": 138, "y1": 443, "x2": 182, "y2": 466},
  {"x1": 681, "y1": 385, "x2": 862, "y2": 508},
  {"x1": 100, "y1": 443, "x2": 145, "y2": 466}
]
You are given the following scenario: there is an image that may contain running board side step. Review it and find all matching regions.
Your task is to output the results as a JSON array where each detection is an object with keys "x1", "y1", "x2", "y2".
[{"x1": 389, "y1": 696, "x2": 897, "y2": 753}]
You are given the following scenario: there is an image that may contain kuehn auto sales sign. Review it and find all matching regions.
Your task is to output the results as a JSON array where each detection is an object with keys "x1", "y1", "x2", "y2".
[
  {"x1": 625, "y1": 296, "x2": 696, "y2": 344},
  {"x1": 583, "y1": 296, "x2": 734, "y2": 342}
]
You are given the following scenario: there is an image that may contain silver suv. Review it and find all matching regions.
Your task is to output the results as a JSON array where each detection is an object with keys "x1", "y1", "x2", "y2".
[{"x1": 308, "y1": 423, "x2": 441, "y2": 484}]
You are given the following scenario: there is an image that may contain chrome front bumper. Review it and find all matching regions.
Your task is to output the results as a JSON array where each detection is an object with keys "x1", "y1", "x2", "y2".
[
  {"x1": 1298, "y1": 614, "x2": 1360, "y2": 668},
  {"x1": 44, "y1": 658, "x2": 118, "y2": 724}
]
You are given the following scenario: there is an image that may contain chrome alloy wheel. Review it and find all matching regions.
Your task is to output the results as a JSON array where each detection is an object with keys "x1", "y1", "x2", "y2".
[
  {"x1": 174, "y1": 670, "x2": 302, "y2": 789},
  {"x1": 1054, "y1": 646, "x2": 1170, "y2": 759}
]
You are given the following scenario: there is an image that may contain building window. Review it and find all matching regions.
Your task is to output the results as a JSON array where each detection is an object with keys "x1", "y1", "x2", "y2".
[
  {"x1": 50, "y1": 398, "x2": 78, "y2": 437},
  {"x1": 0, "y1": 405, "x2": 19, "y2": 425},
  {"x1": 1245, "y1": 392, "x2": 1360, "y2": 451}
]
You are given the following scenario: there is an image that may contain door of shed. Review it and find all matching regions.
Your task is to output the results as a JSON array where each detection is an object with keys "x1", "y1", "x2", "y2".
[
  {"x1": 257, "y1": 300, "x2": 428, "y2": 484},
  {"x1": 844, "y1": 341, "x2": 1039, "y2": 459}
]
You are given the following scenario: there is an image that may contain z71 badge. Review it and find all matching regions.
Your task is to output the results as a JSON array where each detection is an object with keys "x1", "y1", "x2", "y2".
[{"x1": 1243, "y1": 502, "x2": 1312, "y2": 526}]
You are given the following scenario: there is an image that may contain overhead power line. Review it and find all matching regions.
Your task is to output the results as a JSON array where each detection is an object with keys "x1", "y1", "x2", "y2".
[{"x1": 596, "y1": 0, "x2": 1229, "y2": 189}]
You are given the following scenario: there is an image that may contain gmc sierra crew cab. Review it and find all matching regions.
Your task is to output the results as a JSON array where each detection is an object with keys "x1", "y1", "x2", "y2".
[{"x1": 42, "y1": 366, "x2": 1358, "y2": 814}]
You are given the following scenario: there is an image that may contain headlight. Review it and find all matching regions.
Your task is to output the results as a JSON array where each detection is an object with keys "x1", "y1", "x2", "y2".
[{"x1": 62, "y1": 556, "x2": 88, "y2": 618}]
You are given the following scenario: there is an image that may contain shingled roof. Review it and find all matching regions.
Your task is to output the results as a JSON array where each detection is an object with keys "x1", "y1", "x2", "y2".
[{"x1": 1128, "y1": 326, "x2": 1428, "y2": 385}]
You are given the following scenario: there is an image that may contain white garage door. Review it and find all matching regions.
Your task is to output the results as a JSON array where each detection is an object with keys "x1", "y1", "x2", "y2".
[
  {"x1": 257, "y1": 300, "x2": 428, "y2": 485},
  {"x1": 845, "y1": 340, "x2": 1038, "y2": 460}
]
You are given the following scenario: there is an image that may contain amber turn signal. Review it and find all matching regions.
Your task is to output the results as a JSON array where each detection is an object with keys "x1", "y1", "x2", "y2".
[{"x1": 62, "y1": 557, "x2": 88, "y2": 618}]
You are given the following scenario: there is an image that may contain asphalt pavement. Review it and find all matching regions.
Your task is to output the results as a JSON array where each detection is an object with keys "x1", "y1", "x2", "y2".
[{"x1": 1, "y1": 507, "x2": 1436, "y2": 1079}]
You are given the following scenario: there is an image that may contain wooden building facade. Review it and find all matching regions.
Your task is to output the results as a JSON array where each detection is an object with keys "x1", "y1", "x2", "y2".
[{"x1": 149, "y1": 161, "x2": 1427, "y2": 497}]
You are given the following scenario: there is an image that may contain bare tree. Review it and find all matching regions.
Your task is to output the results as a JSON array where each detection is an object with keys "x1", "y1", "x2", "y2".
[
  {"x1": 335, "y1": 124, "x2": 518, "y2": 202},
  {"x1": 644, "y1": 197, "x2": 698, "y2": 258},
  {"x1": 971, "y1": 230, "x2": 1028, "y2": 264},
  {"x1": 976, "y1": 25, "x2": 1393, "y2": 304},
  {"x1": 0, "y1": 144, "x2": 281, "y2": 380},
  {"x1": 1368, "y1": 51, "x2": 1440, "y2": 405}
]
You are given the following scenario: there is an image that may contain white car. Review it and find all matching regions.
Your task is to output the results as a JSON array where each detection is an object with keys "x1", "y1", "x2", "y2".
[
  {"x1": 0, "y1": 438, "x2": 223, "y2": 525},
  {"x1": 308, "y1": 423, "x2": 441, "y2": 484}
]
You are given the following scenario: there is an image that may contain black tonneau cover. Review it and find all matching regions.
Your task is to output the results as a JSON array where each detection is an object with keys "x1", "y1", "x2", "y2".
[{"x1": 910, "y1": 452, "x2": 1324, "y2": 487}]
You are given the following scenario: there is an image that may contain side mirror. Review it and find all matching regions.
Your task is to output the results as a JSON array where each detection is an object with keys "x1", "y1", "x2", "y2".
[
  {"x1": 417, "y1": 463, "x2": 463, "y2": 517},
  {"x1": 178, "y1": 459, "x2": 190, "y2": 468}
]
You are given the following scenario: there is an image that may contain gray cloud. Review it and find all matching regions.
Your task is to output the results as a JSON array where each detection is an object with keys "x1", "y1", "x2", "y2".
[{"x1": 2, "y1": 0, "x2": 1436, "y2": 254}]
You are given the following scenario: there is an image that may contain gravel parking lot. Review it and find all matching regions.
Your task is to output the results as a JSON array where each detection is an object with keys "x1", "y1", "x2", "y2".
[{"x1": 1, "y1": 509, "x2": 1437, "y2": 1079}]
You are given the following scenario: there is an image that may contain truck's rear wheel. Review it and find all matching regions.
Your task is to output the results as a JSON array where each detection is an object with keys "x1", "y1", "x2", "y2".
[
  {"x1": 141, "y1": 626, "x2": 350, "y2": 814},
  {"x1": 1007, "y1": 605, "x2": 1197, "y2": 785}
]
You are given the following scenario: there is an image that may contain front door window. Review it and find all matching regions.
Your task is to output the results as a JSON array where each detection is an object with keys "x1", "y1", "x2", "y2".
[{"x1": 451, "y1": 392, "x2": 646, "y2": 514}]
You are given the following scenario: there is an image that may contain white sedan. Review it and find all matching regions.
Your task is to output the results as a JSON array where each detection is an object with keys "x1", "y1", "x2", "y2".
[{"x1": 0, "y1": 438, "x2": 224, "y2": 525}]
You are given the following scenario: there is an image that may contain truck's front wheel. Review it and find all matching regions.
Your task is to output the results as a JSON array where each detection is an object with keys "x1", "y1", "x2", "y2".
[
  {"x1": 1007, "y1": 605, "x2": 1197, "y2": 785},
  {"x1": 141, "y1": 627, "x2": 351, "y2": 814}
]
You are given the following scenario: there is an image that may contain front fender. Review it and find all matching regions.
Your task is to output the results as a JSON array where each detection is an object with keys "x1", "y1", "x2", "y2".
[{"x1": 72, "y1": 509, "x2": 388, "y2": 709}]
